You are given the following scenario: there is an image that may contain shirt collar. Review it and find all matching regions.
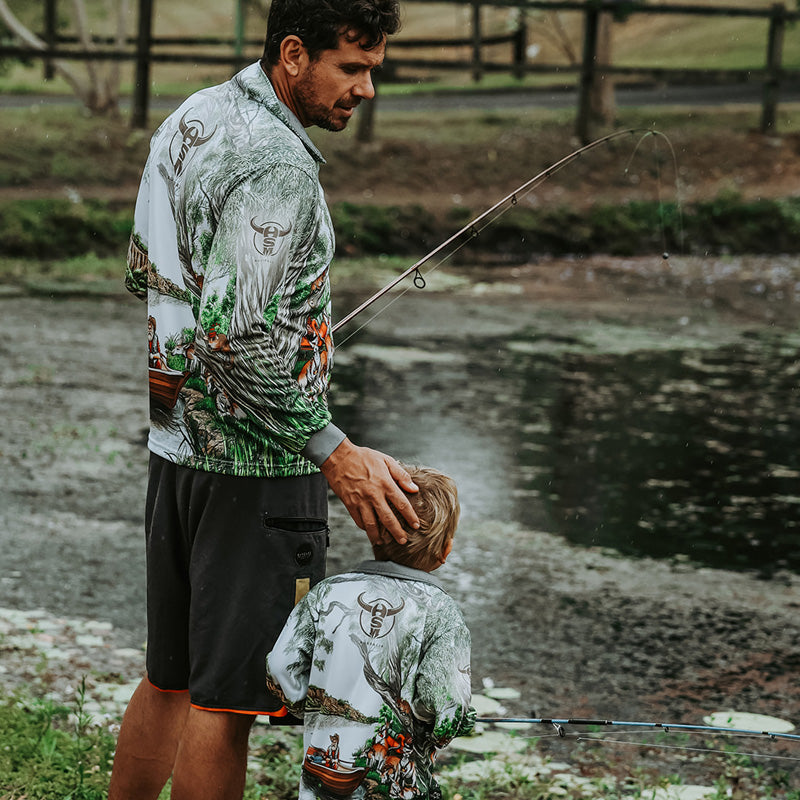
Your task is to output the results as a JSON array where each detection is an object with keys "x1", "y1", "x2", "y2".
[
  {"x1": 354, "y1": 559, "x2": 446, "y2": 592},
  {"x1": 233, "y1": 61, "x2": 326, "y2": 164}
]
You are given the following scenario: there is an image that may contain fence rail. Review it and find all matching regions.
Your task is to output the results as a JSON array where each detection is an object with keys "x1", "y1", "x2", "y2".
[{"x1": 1, "y1": 0, "x2": 798, "y2": 137}]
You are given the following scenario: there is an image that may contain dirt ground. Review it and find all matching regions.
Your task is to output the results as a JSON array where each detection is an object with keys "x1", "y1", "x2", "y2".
[
  {"x1": 318, "y1": 123, "x2": 800, "y2": 216},
  {"x1": 2, "y1": 251, "x2": 800, "y2": 791}
]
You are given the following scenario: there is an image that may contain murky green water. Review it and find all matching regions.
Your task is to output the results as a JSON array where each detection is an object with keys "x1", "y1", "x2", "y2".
[{"x1": 331, "y1": 304, "x2": 800, "y2": 576}]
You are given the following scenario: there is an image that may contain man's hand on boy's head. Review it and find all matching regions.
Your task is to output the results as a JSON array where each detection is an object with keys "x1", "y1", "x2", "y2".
[{"x1": 320, "y1": 438, "x2": 419, "y2": 545}]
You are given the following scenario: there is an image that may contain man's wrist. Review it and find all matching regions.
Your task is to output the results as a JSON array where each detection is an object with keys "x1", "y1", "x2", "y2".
[{"x1": 302, "y1": 424, "x2": 347, "y2": 467}]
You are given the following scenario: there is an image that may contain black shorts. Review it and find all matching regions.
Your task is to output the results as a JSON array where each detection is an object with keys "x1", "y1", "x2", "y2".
[{"x1": 144, "y1": 453, "x2": 328, "y2": 714}]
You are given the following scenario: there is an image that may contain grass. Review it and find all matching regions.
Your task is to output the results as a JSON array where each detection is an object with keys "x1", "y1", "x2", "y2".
[
  {"x1": 0, "y1": 680, "x2": 115, "y2": 800},
  {"x1": 0, "y1": 683, "x2": 303, "y2": 799},
  {"x1": 0, "y1": 106, "x2": 154, "y2": 188},
  {"x1": 5, "y1": 191, "x2": 800, "y2": 282},
  {"x1": 1, "y1": 678, "x2": 797, "y2": 799},
  {"x1": 2, "y1": 101, "x2": 800, "y2": 284}
]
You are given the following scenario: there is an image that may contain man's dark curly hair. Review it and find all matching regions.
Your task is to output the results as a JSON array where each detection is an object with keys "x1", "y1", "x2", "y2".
[{"x1": 262, "y1": 0, "x2": 401, "y2": 66}]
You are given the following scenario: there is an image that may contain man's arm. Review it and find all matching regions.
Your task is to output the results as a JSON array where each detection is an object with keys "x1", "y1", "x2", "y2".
[
  {"x1": 201, "y1": 166, "x2": 418, "y2": 541},
  {"x1": 196, "y1": 166, "x2": 334, "y2": 454},
  {"x1": 319, "y1": 438, "x2": 419, "y2": 544}
]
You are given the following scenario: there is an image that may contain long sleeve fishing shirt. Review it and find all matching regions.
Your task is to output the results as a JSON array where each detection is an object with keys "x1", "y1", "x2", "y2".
[
  {"x1": 265, "y1": 560, "x2": 475, "y2": 800},
  {"x1": 125, "y1": 62, "x2": 345, "y2": 478}
]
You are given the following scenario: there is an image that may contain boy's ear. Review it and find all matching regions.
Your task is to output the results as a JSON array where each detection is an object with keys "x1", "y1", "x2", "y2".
[{"x1": 440, "y1": 539, "x2": 453, "y2": 564}]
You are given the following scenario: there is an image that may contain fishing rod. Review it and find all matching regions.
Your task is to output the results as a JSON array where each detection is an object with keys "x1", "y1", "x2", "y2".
[
  {"x1": 332, "y1": 127, "x2": 672, "y2": 335},
  {"x1": 476, "y1": 716, "x2": 800, "y2": 743}
]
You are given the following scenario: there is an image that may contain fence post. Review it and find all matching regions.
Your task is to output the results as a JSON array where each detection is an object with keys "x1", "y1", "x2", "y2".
[
  {"x1": 132, "y1": 0, "x2": 154, "y2": 129},
  {"x1": 471, "y1": 0, "x2": 483, "y2": 82},
  {"x1": 576, "y1": 3, "x2": 600, "y2": 144},
  {"x1": 513, "y1": 9, "x2": 527, "y2": 80},
  {"x1": 234, "y1": 0, "x2": 246, "y2": 75},
  {"x1": 44, "y1": 0, "x2": 57, "y2": 80},
  {"x1": 761, "y1": 3, "x2": 786, "y2": 134}
]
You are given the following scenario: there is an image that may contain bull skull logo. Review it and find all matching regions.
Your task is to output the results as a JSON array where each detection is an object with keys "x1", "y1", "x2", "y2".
[
  {"x1": 251, "y1": 218, "x2": 292, "y2": 256},
  {"x1": 357, "y1": 593, "x2": 405, "y2": 639},
  {"x1": 170, "y1": 112, "x2": 217, "y2": 176}
]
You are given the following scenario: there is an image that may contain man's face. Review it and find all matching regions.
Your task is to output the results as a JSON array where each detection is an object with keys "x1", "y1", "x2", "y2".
[{"x1": 294, "y1": 31, "x2": 385, "y2": 131}]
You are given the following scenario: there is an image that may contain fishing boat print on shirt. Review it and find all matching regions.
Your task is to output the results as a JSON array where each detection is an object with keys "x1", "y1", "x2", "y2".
[
  {"x1": 125, "y1": 63, "x2": 336, "y2": 478},
  {"x1": 265, "y1": 564, "x2": 475, "y2": 800}
]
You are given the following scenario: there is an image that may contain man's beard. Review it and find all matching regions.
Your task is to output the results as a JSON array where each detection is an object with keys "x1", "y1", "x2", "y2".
[{"x1": 295, "y1": 70, "x2": 357, "y2": 132}]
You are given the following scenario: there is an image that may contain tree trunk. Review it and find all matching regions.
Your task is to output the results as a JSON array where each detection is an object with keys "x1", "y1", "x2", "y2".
[{"x1": 590, "y1": 12, "x2": 616, "y2": 125}]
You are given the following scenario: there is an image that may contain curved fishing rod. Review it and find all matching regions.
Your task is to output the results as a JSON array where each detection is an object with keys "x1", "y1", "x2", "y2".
[
  {"x1": 476, "y1": 716, "x2": 800, "y2": 743},
  {"x1": 332, "y1": 127, "x2": 668, "y2": 335}
]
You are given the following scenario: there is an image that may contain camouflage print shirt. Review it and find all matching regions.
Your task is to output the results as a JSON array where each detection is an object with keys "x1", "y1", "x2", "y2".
[
  {"x1": 125, "y1": 62, "x2": 345, "y2": 477},
  {"x1": 266, "y1": 561, "x2": 475, "y2": 800}
]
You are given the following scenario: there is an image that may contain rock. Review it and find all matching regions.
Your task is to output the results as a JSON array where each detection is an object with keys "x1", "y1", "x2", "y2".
[
  {"x1": 702, "y1": 710, "x2": 795, "y2": 733},
  {"x1": 447, "y1": 730, "x2": 528, "y2": 754}
]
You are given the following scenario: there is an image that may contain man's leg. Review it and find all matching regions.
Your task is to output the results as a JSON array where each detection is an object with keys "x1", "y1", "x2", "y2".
[
  {"x1": 170, "y1": 708, "x2": 255, "y2": 800},
  {"x1": 108, "y1": 676, "x2": 191, "y2": 800}
]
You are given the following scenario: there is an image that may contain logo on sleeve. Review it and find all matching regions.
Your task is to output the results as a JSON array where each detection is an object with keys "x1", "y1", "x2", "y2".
[
  {"x1": 170, "y1": 112, "x2": 217, "y2": 176},
  {"x1": 250, "y1": 218, "x2": 292, "y2": 256}
]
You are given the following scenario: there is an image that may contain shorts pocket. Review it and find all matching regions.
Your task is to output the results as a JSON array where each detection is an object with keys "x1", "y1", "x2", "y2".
[{"x1": 262, "y1": 517, "x2": 329, "y2": 607}]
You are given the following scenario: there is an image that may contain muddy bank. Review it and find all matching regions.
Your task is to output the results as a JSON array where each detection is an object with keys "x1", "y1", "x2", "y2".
[{"x1": 1, "y1": 255, "x2": 799, "y2": 787}]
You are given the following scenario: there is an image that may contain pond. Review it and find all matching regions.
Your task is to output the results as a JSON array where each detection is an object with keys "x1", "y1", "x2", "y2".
[
  {"x1": 330, "y1": 259, "x2": 800, "y2": 577},
  {"x1": 2, "y1": 272, "x2": 798, "y2": 747}
]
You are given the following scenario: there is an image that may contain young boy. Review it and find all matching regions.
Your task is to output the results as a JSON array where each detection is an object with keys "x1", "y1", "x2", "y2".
[{"x1": 266, "y1": 466, "x2": 474, "y2": 800}]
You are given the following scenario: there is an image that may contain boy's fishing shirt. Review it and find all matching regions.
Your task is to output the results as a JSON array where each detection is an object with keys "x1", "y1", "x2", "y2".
[
  {"x1": 266, "y1": 560, "x2": 475, "y2": 800},
  {"x1": 125, "y1": 62, "x2": 344, "y2": 478}
]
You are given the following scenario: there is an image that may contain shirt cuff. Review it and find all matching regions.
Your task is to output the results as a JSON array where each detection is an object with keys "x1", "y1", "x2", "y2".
[{"x1": 301, "y1": 424, "x2": 347, "y2": 467}]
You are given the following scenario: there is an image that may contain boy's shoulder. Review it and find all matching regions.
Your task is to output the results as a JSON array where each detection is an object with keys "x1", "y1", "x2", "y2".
[
  {"x1": 345, "y1": 559, "x2": 447, "y2": 591},
  {"x1": 310, "y1": 562, "x2": 459, "y2": 616}
]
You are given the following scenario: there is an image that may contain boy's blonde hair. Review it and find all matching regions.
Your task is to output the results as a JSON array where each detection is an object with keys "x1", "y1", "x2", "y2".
[{"x1": 372, "y1": 465, "x2": 460, "y2": 571}]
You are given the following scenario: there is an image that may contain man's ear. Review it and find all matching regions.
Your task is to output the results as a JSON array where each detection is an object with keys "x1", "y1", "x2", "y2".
[{"x1": 279, "y1": 34, "x2": 308, "y2": 77}]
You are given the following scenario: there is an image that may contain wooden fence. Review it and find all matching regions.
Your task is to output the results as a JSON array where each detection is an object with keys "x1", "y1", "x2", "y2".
[{"x1": 1, "y1": 0, "x2": 798, "y2": 138}]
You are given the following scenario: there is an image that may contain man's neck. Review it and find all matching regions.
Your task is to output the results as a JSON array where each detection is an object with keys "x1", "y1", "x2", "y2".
[{"x1": 260, "y1": 61, "x2": 303, "y2": 126}]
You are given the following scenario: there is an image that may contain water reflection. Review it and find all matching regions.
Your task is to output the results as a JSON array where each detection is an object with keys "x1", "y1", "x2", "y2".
[{"x1": 331, "y1": 325, "x2": 800, "y2": 576}]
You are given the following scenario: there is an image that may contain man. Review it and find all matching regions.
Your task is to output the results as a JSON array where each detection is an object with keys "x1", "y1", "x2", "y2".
[{"x1": 109, "y1": 3, "x2": 417, "y2": 798}]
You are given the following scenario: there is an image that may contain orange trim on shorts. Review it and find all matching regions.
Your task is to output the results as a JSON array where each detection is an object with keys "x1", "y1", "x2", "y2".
[
  {"x1": 147, "y1": 676, "x2": 189, "y2": 694},
  {"x1": 146, "y1": 675, "x2": 288, "y2": 716},
  {"x1": 189, "y1": 703, "x2": 290, "y2": 717}
]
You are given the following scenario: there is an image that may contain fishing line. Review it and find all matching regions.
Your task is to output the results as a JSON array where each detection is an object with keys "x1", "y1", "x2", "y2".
[
  {"x1": 477, "y1": 717, "x2": 800, "y2": 742},
  {"x1": 332, "y1": 135, "x2": 604, "y2": 346},
  {"x1": 623, "y1": 128, "x2": 684, "y2": 259},
  {"x1": 477, "y1": 717, "x2": 800, "y2": 764},
  {"x1": 332, "y1": 128, "x2": 676, "y2": 344}
]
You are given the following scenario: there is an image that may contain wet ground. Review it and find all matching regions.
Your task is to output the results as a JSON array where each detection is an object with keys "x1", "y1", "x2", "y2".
[{"x1": 2, "y1": 253, "x2": 800, "y2": 788}]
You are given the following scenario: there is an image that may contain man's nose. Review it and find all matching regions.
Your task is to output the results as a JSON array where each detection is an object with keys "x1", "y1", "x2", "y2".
[{"x1": 353, "y1": 71, "x2": 376, "y2": 100}]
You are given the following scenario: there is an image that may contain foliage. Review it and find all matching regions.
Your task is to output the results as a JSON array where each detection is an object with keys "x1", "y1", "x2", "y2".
[
  {"x1": 0, "y1": 681, "x2": 796, "y2": 799},
  {"x1": 0, "y1": 197, "x2": 132, "y2": 258},
  {"x1": 242, "y1": 729, "x2": 305, "y2": 800},
  {"x1": 0, "y1": 684, "x2": 115, "y2": 799},
  {"x1": 6, "y1": 193, "x2": 800, "y2": 268},
  {"x1": 331, "y1": 201, "x2": 438, "y2": 256}
]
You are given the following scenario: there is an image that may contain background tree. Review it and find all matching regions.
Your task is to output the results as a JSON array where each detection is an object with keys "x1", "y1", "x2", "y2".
[{"x1": 0, "y1": 0, "x2": 130, "y2": 114}]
